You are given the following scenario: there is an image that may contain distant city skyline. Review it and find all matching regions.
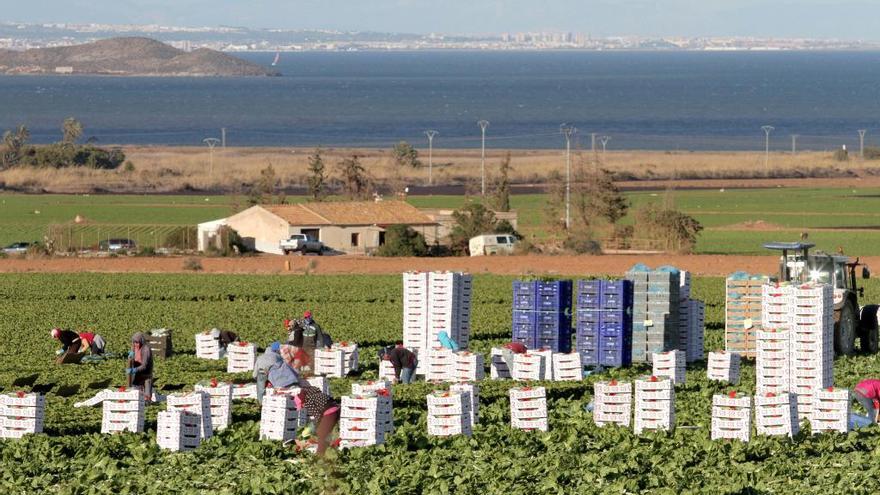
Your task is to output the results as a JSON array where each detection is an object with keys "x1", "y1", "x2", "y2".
[{"x1": 6, "y1": 1, "x2": 880, "y2": 40}]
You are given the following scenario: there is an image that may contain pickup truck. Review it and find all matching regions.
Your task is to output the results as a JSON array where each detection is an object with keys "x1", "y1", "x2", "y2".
[{"x1": 280, "y1": 234, "x2": 324, "y2": 255}]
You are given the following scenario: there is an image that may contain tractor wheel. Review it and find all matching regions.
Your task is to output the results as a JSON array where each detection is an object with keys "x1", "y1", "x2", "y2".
[
  {"x1": 836, "y1": 300, "x2": 858, "y2": 356},
  {"x1": 860, "y1": 305, "x2": 880, "y2": 354}
]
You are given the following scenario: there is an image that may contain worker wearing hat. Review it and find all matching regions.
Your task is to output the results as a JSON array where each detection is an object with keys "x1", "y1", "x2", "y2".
[
  {"x1": 254, "y1": 342, "x2": 282, "y2": 404},
  {"x1": 287, "y1": 310, "x2": 332, "y2": 376}
]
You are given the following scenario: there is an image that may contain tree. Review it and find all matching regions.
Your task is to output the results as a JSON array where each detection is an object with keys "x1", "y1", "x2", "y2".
[
  {"x1": 307, "y1": 148, "x2": 326, "y2": 201},
  {"x1": 337, "y1": 155, "x2": 370, "y2": 200},
  {"x1": 392, "y1": 141, "x2": 421, "y2": 169},
  {"x1": 543, "y1": 170, "x2": 566, "y2": 232},
  {"x1": 62, "y1": 117, "x2": 83, "y2": 145},
  {"x1": 247, "y1": 163, "x2": 279, "y2": 205},
  {"x1": 634, "y1": 202, "x2": 703, "y2": 253},
  {"x1": 491, "y1": 152, "x2": 512, "y2": 212},
  {"x1": 584, "y1": 168, "x2": 628, "y2": 224},
  {"x1": 448, "y1": 202, "x2": 500, "y2": 255},
  {"x1": 1, "y1": 125, "x2": 30, "y2": 169},
  {"x1": 375, "y1": 224, "x2": 428, "y2": 257}
]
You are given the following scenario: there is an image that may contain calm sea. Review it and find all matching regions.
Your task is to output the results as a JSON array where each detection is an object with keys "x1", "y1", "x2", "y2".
[{"x1": 2, "y1": 50, "x2": 879, "y2": 151}]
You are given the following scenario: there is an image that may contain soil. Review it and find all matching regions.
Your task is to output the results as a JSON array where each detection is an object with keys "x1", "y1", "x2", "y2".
[{"x1": 0, "y1": 253, "x2": 833, "y2": 276}]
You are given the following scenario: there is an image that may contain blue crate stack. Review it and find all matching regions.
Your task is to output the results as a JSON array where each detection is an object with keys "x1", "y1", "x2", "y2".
[
  {"x1": 575, "y1": 280, "x2": 633, "y2": 367},
  {"x1": 511, "y1": 280, "x2": 572, "y2": 352}
]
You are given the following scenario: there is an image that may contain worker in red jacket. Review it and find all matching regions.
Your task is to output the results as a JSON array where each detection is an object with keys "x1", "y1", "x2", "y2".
[{"x1": 854, "y1": 379, "x2": 880, "y2": 423}]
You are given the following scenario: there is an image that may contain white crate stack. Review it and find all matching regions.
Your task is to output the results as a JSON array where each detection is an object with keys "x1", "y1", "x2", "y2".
[
  {"x1": 755, "y1": 392, "x2": 799, "y2": 438},
  {"x1": 226, "y1": 341, "x2": 256, "y2": 373},
  {"x1": 532, "y1": 349, "x2": 554, "y2": 380},
  {"x1": 450, "y1": 383, "x2": 479, "y2": 427},
  {"x1": 552, "y1": 352, "x2": 583, "y2": 382},
  {"x1": 593, "y1": 380, "x2": 632, "y2": 428},
  {"x1": 195, "y1": 331, "x2": 224, "y2": 360},
  {"x1": 490, "y1": 347, "x2": 512, "y2": 379},
  {"x1": 101, "y1": 389, "x2": 145, "y2": 434},
  {"x1": 0, "y1": 393, "x2": 45, "y2": 439},
  {"x1": 427, "y1": 390, "x2": 473, "y2": 437},
  {"x1": 195, "y1": 381, "x2": 233, "y2": 431},
  {"x1": 651, "y1": 350, "x2": 686, "y2": 385},
  {"x1": 314, "y1": 348, "x2": 346, "y2": 378},
  {"x1": 231, "y1": 383, "x2": 257, "y2": 400},
  {"x1": 379, "y1": 360, "x2": 397, "y2": 381},
  {"x1": 259, "y1": 393, "x2": 307, "y2": 442},
  {"x1": 755, "y1": 328, "x2": 791, "y2": 396},
  {"x1": 512, "y1": 352, "x2": 546, "y2": 382},
  {"x1": 453, "y1": 351, "x2": 485, "y2": 382},
  {"x1": 332, "y1": 342, "x2": 359, "y2": 374},
  {"x1": 509, "y1": 386, "x2": 548, "y2": 431},
  {"x1": 403, "y1": 272, "x2": 472, "y2": 368},
  {"x1": 711, "y1": 393, "x2": 752, "y2": 442},
  {"x1": 789, "y1": 284, "x2": 834, "y2": 420},
  {"x1": 166, "y1": 391, "x2": 213, "y2": 439},
  {"x1": 340, "y1": 392, "x2": 393, "y2": 448},
  {"x1": 634, "y1": 376, "x2": 674, "y2": 434},
  {"x1": 304, "y1": 376, "x2": 330, "y2": 395},
  {"x1": 426, "y1": 347, "x2": 456, "y2": 382},
  {"x1": 811, "y1": 387, "x2": 850, "y2": 434},
  {"x1": 352, "y1": 380, "x2": 393, "y2": 398},
  {"x1": 707, "y1": 351, "x2": 741, "y2": 385},
  {"x1": 157, "y1": 410, "x2": 202, "y2": 452}
]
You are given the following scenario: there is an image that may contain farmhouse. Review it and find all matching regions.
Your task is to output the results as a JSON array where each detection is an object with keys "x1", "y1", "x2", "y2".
[{"x1": 197, "y1": 200, "x2": 440, "y2": 254}]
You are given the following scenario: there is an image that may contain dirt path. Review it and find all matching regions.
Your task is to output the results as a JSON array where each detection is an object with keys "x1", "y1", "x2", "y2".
[{"x1": 0, "y1": 253, "x2": 826, "y2": 276}]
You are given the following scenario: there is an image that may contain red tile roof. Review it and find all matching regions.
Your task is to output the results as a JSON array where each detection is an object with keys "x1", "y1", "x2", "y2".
[{"x1": 264, "y1": 201, "x2": 435, "y2": 226}]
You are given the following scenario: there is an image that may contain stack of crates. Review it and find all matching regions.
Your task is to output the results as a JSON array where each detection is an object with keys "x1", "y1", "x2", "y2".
[
  {"x1": 627, "y1": 267, "x2": 680, "y2": 364},
  {"x1": 634, "y1": 376, "x2": 674, "y2": 434},
  {"x1": 195, "y1": 381, "x2": 233, "y2": 431},
  {"x1": 231, "y1": 383, "x2": 257, "y2": 400},
  {"x1": 332, "y1": 342, "x2": 359, "y2": 374},
  {"x1": 725, "y1": 273, "x2": 768, "y2": 358},
  {"x1": 314, "y1": 348, "x2": 346, "y2": 378},
  {"x1": 789, "y1": 284, "x2": 834, "y2": 421},
  {"x1": 652, "y1": 350, "x2": 686, "y2": 384},
  {"x1": 427, "y1": 390, "x2": 473, "y2": 437},
  {"x1": 425, "y1": 347, "x2": 456, "y2": 382},
  {"x1": 711, "y1": 392, "x2": 751, "y2": 442},
  {"x1": 101, "y1": 388, "x2": 144, "y2": 434},
  {"x1": 0, "y1": 392, "x2": 45, "y2": 439},
  {"x1": 593, "y1": 380, "x2": 632, "y2": 427},
  {"x1": 512, "y1": 280, "x2": 572, "y2": 352},
  {"x1": 450, "y1": 383, "x2": 479, "y2": 427},
  {"x1": 811, "y1": 387, "x2": 850, "y2": 434},
  {"x1": 195, "y1": 332, "x2": 224, "y2": 360},
  {"x1": 490, "y1": 348, "x2": 512, "y2": 379},
  {"x1": 707, "y1": 351, "x2": 741, "y2": 385},
  {"x1": 679, "y1": 299, "x2": 705, "y2": 362},
  {"x1": 226, "y1": 342, "x2": 256, "y2": 373},
  {"x1": 166, "y1": 391, "x2": 213, "y2": 440},
  {"x1": 403, "y1": 272, "x2": 473, "y2": 366},
  {"x1": 157, "y1": 410, "x2": 202, "y2": 452},
  {"x1": 453, "y1": 351, "x2": 485, "y2": 382},
  {"x1": 512, "y1": 352, "x2": 546, "y2": 381},
  {"x1": 509, "y1": 386, "x2": 548, "y2": 431},
  {"x1": 146, "y1": 328, "x2": 173, "y2": 359},
  {"x1": 379, "y1": 360, "x2": 396, "y2": 381},
  {"x1": 259, "y1": 393, "x2": 307, "y2": 442},
  {"x1": 551, "y1": 352, "x2": 583, "y2": 381},
  {"x1": 755, "y1": 328, "x2": 791, "y2": 397},
  {"x1": 352, "y1": 380, "x2": 393, "y2": 397},
  {"x1": 575, "y1": 280, "x2": 633, "y2": 368},
  {"x1": 755, "y1": 392, "x2": 799, "y2": 438},
  {"x1": 340, "y1": 391, "x2": 393, "y2": 448}
]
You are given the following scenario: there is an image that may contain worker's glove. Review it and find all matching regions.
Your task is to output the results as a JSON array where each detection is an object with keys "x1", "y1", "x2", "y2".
[
  {"x1": 125, "y1": 368, "x2": 136, "y2": 376},
  {"x1": 127, "y1": 350, "x2": 134, "y2": 359},
  {"x1": 55, "y1": 349, "x2": 64, "y2": 356}
]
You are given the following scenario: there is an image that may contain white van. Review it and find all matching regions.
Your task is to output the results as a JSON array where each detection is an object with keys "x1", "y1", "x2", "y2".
[{"x1": 469, "y1": 234, "x2": 517, "y2": 256}]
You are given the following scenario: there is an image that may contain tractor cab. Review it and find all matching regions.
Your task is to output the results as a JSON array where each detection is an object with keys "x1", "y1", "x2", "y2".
[{"x1": 763, "y1": 241, "x2": 877, "y2": 355}]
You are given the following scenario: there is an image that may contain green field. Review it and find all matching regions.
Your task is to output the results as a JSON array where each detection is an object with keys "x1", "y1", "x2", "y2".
[
  {"x1": 1, "y1": 273, "x2": 879, "y2": 493},
  {"x1": 2, "y1": 187, "x2": 880, "y2": 254}
]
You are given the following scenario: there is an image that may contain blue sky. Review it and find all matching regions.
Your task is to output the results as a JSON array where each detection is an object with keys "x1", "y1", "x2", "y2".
[{"x1": 7, "y1": 0, "x2": 878, "y2": 39}]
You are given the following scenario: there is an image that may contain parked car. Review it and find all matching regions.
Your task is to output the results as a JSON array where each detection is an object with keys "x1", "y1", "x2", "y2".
[
  {"x1": 98, "y1": 238, "x2": 137, "y2": 252},
  {"x1": 280, "y1": 234, "x2": 324, "y2": 255},
  {"x1": 468, "y1": 234, "x2": 517, "y2": 256},
  {"x1": 2, "y1": 242, "x2": 32, "y2": 254}
]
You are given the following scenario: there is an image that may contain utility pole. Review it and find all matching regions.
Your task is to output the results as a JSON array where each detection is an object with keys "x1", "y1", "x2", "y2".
[
  {"x1": 203, "y1": 138, "x2": 220, "y2": 176},
  {"x1": 478, "y1": 120, "x2": 490, "y2": 196},
  {"x1": 859, "y1": 129, "x2": 867, "y2": 159},
  {"x1": 761, "y1": 125, "x2": 774, "y2": 171},
  {"x1": 425, "y1": 130, "x2": 438, "y2": 185},
  {"x1": 561, "y1": 124, "x2": 576, "y2": 231},
  {"x1": 791, "y1": 134, "x2": 799, "y2": 155},
  {"x1": 600, "y1": 135, "x2": 611, "y2": 157},
  {"x1": 221, "y1": 128, "x2": 226, "y2": 148}
]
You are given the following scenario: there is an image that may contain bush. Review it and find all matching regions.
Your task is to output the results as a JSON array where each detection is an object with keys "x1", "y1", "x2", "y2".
[
  {"x1": 562, "y1": 234, "x2": 602, "y2": 254},
  {"x1": 376, "y1": 225, "x2": 428, "y2": 257},
  {"x1": 833, "y1": 148, "x2": 849, "y2": 162},
  {"x1": 183, "y1": 258, "x2": 203, "y2": 271},
  {"x1": 634, "y1": 203, "x2": 703, "y2": 254},
  {"x1": 205, "y1": 226, "x2": 247, "y2": 257},
  {"x1": 865, "y1": 147, "x2": 880, "y2": 160}
]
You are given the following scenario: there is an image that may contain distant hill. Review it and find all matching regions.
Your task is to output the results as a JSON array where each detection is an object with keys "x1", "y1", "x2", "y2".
[{"x1": 0, "y1": 37, "x2": 278, "y2": 76}]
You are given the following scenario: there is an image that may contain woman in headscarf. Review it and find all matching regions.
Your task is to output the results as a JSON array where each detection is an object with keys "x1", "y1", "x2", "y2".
[
  {"x1": 294, "y1": 383, "x2": 339, "y2": 457},
  {"x1": 126, "y1": 332, "x2": 154, "y2": 402}
]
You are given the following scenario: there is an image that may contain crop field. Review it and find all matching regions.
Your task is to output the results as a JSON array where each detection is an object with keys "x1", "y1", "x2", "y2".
[
  {"x1": 2, "y1": 187, "x2": 880, "y2": 254},
  {"x1": 1, "y1": 273, "x2": 880, "y2": 493}
]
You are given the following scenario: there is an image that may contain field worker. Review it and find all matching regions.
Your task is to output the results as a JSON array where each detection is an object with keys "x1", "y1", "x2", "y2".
[
  {"x1": 385, "y1": 341, "x2": 417, "y2": 384},
  {"x1": 501, "y1": 341, "x2": 528, "y2": 371},
  {"x1": 77, "y1": 331, "x2": 106, "y2": 355},
  {"x1": 437, "y1": 331, "x2": 459, "y2": 351},
  {"x1": 126, "y1": 332, "x2": 154, "y2": 402},
  {"x1": 210, "y1": 328, "x2": 239, "y2": 350},
  {"x1": 853, "y1": 379, "x2": 880, "y2": 423},
  {"x1": 267, "y1": 358, "x2": 301, "y2": 390},
  {"x1": 294, "y1": 384, "x2": 340, "y2": 457},
  {"x1": 51, "y1": 327, "x2": 82, "y2": 354},
  {"x1": 290, "y1": 311, "x2": 331, "y2": 366},
  {"x1": 254, "y1": 342, "x2": 282, "y2": 403}
]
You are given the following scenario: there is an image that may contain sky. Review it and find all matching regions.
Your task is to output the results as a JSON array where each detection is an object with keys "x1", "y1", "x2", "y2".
[{"x1": 6, "y1": 0, "x2": 879, "y2": 39}]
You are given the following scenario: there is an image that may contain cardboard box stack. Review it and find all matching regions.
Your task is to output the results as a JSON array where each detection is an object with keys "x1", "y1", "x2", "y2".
[
  {"x1": 711, "y1": 392, "x2": 752, "y2": 442},
  {"x1": 512, "y1": 280, "x2": 572, "y2": 352},
  {"x1": 0, "y1": 392, "x2": 45, "y2": 439},
  {"x1": 259, "y1": 392, "x2": 307, "y2": 442},
  {"x1": 314, "y1": 348, "x2": 346, "y2": 378},
  {"x1": 352, "y1": 380, "x2": 393, "y2": 397},
  {"x1": 725, "y1": 272, "x2": 768, "y2": 358},
  {"x1": 403, "y1": 272, "x2": 473, "y2": 371},
  {"x1": 593, "y1": 380, "x2": 632, "y2": 427},
  {"x1": 426, "y1": 347, "x2": 456, "y2": 382},
  {"x1": 379, "y1": 359, "x2": 396, "y2": 381},
  {"x1": 512, "y1": 352, "x2": 546, "y2": 381},
  {"x1": 332, "y1": 342, "x2": 359, "y2": 375},
  {"x1": 450, "y1": 383, "x2": 479, "y2": 427},
  {"x1": 810, "y1": 387, "x2": 850, "y2": 434},
  {"x1": 195, "y1": 331, "x2": 224, "y2": 360},
  {"x1": 490, "y1": 347, "x2": 512, "y2": 379},
  {"x1": 626, "y1": 266, "x2": 680, "y2": 363},
  {"x1": 634, "y1": 376, "x2": 674, "y2": 434},
  {"x1": 755, "y1": 391, "x2": 799, "y2": 438},
  {"x1": 166, "y1": 391, "x2": 213, "y2": 439},
  {"x1": 101, "y1": 389, "x2": 144, "y2": 434},
  {"x1": 651, "y1": 350, "x2": 686, "y2": 385},
  {"x1": 755, "y1": 328, "x2": 791, "y2": 396},
  {"x1": 231, "y1": 383, "x2": 257, "y2": 400},
  {"x1": 340, "y1": 390, "x2": 393, "y2": 448},
  {"x1": 509, "y1": 386, "x2": 548, "y2": 431},
  {"x1": 551, "y1": 352, "x2": 583, "y2": 381},
  {"x1": 575, "y1": 279, "x2": 633, "y2": 368},
  {"x1": 427, "y1": 390, "x2": 473, "y2": 437},
  {"x1": 453, "y1": 351, "x2": 485, "y2": 382},
  {"x1": 707, "y1": 351, "x2": 741, "y2": 385},
  {"x1": 195, "y1": 381, "x2": 233, "y2": 431},
  {"x1": 226, "y1": 341, "x2": 256, "y2": 373},
  {"x1": 157, "y1": 410, "x2": 202, "y2": 452}
]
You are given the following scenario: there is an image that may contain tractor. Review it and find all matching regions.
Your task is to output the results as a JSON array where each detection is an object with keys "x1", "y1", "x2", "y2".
[{"x1": 764, "y1": 242, "x2": 878, "y2": 356}]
